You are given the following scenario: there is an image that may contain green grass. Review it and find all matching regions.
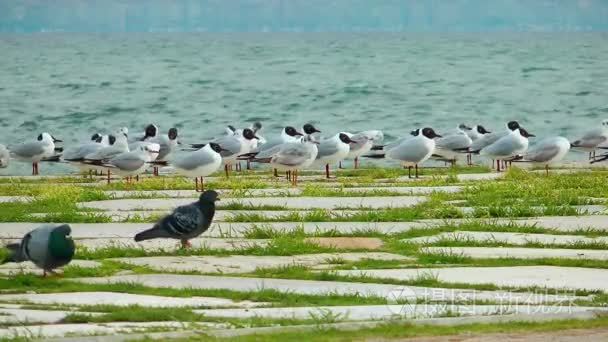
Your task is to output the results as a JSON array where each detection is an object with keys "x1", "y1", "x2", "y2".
[
  {"x1": 189, "y1": 315, "x2": 608, "y2": 342},
  {"x1": 0, "y1": 275, "x2": 388, "y2": 307}
]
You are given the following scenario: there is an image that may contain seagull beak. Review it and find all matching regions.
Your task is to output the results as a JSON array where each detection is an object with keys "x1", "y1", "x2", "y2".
[
  {"x1": 253, "y1": 135, "x2": 260, "y2": 140},
  {"x1": 313, "y1": 128, "x2": 321, "y2": 133},
  {"x1": 434, "y1": 133, "x2": 443, "y2": 138},
  {"x1": 53, "y1": 137, "x2": 63, "y2": 143},
  {"x1": 527, "y1": 133, "x2": 536, "y2": 137},
  {"x1": 294, "y1": 131, "x2": 304, "y2": 136}
]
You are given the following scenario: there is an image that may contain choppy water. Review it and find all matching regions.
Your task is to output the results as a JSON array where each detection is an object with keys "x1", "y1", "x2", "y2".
[{"x1": 1, "y1": 33, "x2": 608, "y2": 174}]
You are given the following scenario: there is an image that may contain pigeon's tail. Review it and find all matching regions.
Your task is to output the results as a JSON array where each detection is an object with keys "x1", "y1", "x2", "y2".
[
  {"x1": 2, "y1": 243, "x2": 24, "y2": 263},
  {"x1": 134, "y1": 225, "x2": 164, "y2": 242}
]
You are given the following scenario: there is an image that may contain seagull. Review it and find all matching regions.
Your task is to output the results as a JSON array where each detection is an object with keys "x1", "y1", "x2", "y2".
[
  {"x1": 191, "y1": 128, "x2": 259, "y2": 178},
  {"x1": 135, "y1": 124, "x2": 158, "y2": 142},
  {"x1": 480, "y1": 128, "x2": 535, "y2": 172},
  {"x1": 100, "y1": 143, "x2": 160, "y2": 183},
  {"x1": 570, "y1": 119, "x2": 608, "y2": 160},
  {"x1": 252, "y1": 135, "x2": 319, "y2": 186},
  {"x1": 314, "y1": 133, "x2": 356, "y2": 179},
  {"x1": 465, "y1": 125, "x2": 491, "y2": 141},
  {"x1": 432, "y1": 124, "x2": 473, "y2": 166},
  {"x1": 511, "y1": 136, "x2": 570, "y2": 175},
  {"x1": 239, "y1": 126, "x2": 305, "y2": 175},
  {"x1": 82, "y1": 132, "x2": 129, "y2": 183},
  {"x1": 0, "y1": 144, "x2": 9, "y2": 168},
  {"x1": 11, "y1": 133, "x2": 61, "y2": 175},
  {"x1": 2, "y1": 224, "x2": 75, "y2": 277},
  {"x1": 343, "y1": 130, "x2": 383, "y2": 169},
  {"x1": 148, "y1": 127, "x2": 179, "y2": 176},
  {"x1": 134, "y1": 190, "x2": 219, "y2": 249},
  {"x1": 172, "y1": 143, "x2": 225, "y2": 192},
  {"x1": 383, "y1": 127, "x2": 441, "y2": 178},
  {"x1": 470, "y1": 121, "x2": 521, "y2": 153},
  {"x1": 63, "y1": 134, "x2": 115, "y2": 176}
]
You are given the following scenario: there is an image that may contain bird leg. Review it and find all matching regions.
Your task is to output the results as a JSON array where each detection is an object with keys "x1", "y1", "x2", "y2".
[
  {"x1": 354, "y1": 157, "x2": 359, "y2": 169},
  {"x1": 415, "y1": 164, "x2": 419, "y2": 178},
  {"x1": 338, "y1": 161, "x2": 343, "y2": 169},
  {"x1": 286, "y1": 171, "x2": 291, "y2": 181},
  {"x1": 153, "y1": 167, "x2": 158, "y2": 176},
  {"x1": 32, "y1": 163, "x2": 35, "y2": 175},
  {"x1": 408, "y1": 166, "x2": 412, "y2": 179},
  {"x1": 180, "y1": 239, "x2": 192, "y2": 249},
  {"x1": 236, "y1": 162, "x2": 241, "y2": 172},
  {"x1": 247, "y1": 160, "x2": 251, "y2": 170},
  {"x1": 545, "y1": 164, "x2": 549, "y2": 176},
  {"x1": 325, "y1": 164, "x2": 330, "y2": 179},
  {"x1": 273, "y1": 168, "x2": 279, "y2": 177},
  {"x1": 224, "y1": 164, "x2": 229, "y2": 178},
  {"x1": 107, "y1": 170, "x2": 111, "y2": 184},
  {"x1": 200, "y1": 177, "x2": 204, "y2": 191},
  {"x1": 496, "y1": 160, "x2": 501, "y2": 172}
]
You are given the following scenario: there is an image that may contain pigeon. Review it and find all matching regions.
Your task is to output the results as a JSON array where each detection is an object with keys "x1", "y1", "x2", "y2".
[
  {"x1": 134, "y1": 190, "x2": 219, "y2": 248},
  {"x1": 0, "y1": 144, "x2": 9, "y2": 168},
  {"x1": 2, "y1": 224, "x2": 75, "y2": 277}
]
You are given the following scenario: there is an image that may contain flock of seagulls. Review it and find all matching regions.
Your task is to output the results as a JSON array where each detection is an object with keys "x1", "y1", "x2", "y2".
[{"x1": 2, "y1": 119, "x2": 608, "y2": 189}]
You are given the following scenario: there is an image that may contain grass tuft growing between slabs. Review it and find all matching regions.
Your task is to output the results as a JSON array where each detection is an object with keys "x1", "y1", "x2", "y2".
[
  {"x1": 0, "y1": 185, "x2": 112, "y2": 222},
  {"x1": 0, "y1": 275, "x2": 389, "y2": 307},
  {"x1": 189, "y1": 315, "x2": 608, "y2": 342}
]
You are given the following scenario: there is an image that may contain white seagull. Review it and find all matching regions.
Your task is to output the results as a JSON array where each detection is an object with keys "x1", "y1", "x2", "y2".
[
  {"x1": 512, "y1": 136, "x2": 570, "y2": 175},
  {"x1": 172, "y1": 142, "x2": 225, "y2": 192},
  {"x1": 11, "y1": 133, "x2": 61, "y2": 175},
  {"x1": 314, "y1": 133, "x2": 356, "y2": 179},
  {"x1": 382, "y1": 127, "x2": 441, "y2": 178},
  {"x1": 480, "y1": 127, "x2": 535, "y2": 171}
]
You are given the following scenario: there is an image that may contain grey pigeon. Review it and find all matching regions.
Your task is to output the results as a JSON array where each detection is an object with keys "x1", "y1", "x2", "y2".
[
  {"x1": 2, "y1": 225, "x2": 75, "y2": 276},
  {"x1": 134, "y1": 190, "x2": 219, "y2": 248}
]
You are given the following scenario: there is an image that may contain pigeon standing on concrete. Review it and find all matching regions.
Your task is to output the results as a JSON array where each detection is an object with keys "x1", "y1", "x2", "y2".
[
  {"x1": 134, "y1": 190, "x2": 219, "y2": 248},
  {"x1": 2, "y1": 224, "x2": 75, "y2": 277}
]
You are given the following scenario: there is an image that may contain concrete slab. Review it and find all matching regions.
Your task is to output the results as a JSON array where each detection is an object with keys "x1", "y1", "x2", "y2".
[
  {"x1": 304, "y1": 237, "x2": 384, "y2": 250},
  {"x1": 0, "y1": 222, "x2": 430, "y2": 239},
  {"x1": 76, "y1": 274, "x2": 585, "y2": 304},
  {"x1": 0, "y1": 322, "x2": 225, "y2": 339},
  {"x1": 0, "y1": 196, "x2": 31, "y2": 203},
  {"x1": 74, "y1": 238, "x2": 269, "y2": 251},
  {"x1": 0, "y1": 292, "x2": 267, "y2": 308},
  {"x1": 406, "y1": 231, "x2": 608, "y2": 246},
  {"x1": 0, "y1": 308, "x2": 99, "y2": 324},
  {"x1": 335, "y1": 266, "x2": 608, "y2": 292},
  {"x1": 113, "y1": 253, "x2": 412, "y2": 274},
  {"x1": 105, "y1": 188, "x2": 298, "y2": 199},
  {"x1": 457, "y1": 173, "x2": 504, "y2": 181},
  {"x1": 194, "y1": 304, "x2": 605, "y2": 321},
  {"x1": 422, "y1": 246, "x2": 608, "y2": 260},
  {"x1": 78, "y1": 196, "x2": 428, "y2": 211},
  {"x1": 457, "y1": 205, "x2": 607, "y2": 216},
  {"x1": 72, "y1": 209, "x2": 370, "y2": 222},
  {"x1": 0, "y1": 260, "x2": 101, "y2": 276}
]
